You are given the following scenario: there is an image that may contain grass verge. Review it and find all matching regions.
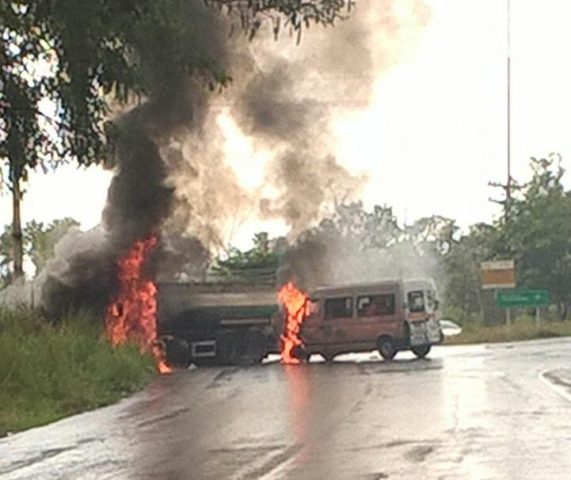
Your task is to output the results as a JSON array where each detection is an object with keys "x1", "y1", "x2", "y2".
[
  {"x1": 445, "y1": 318, "x2": 571, "y2": 345},
  {"x1": 0, "y1": 307, "x2": 155, "y2": 436}
]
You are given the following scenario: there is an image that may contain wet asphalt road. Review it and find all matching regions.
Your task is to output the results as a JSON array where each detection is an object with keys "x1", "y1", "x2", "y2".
[{"x1": 2, "y1": 338, "x2": 571, "y2": 480}]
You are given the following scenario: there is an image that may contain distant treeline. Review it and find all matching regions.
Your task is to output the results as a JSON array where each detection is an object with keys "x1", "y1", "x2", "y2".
[
  {"x1": 213, "y1": 154, "x2": 571, "y2": 323},
  {"x1": 2, "y1": 155, "x2": 570, "y2": 324}
]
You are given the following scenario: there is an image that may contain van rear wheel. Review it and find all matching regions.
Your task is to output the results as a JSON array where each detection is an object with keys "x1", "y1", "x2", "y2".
[
  {"x1": 412, "y1": 345, "x2": 431, "y2": 359},
  {"x1": 292, "y1": 345, "x2": 310, "y2": 363},
  {"x1": 377, "y1": 337, "x2": 397, "y2": 360}
]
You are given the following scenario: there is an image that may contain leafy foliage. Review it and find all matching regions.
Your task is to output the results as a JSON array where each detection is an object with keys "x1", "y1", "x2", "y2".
[
  {"x1": 1, "y1": 0, "x2": 352, "y2": 172},
  {"x1": 0, "y1": 0, "x2": 353, "y2": 281},
  {"x1": 442, "y1": 154, "x2": 571, "y2": 321},
  {"x1": 219, "y1": 156, "x2": 571, "y2": 324},
  {"x1": 212, "y1": 232, "x2": 279, "y2": 281},
  {"x1": 24, "y1": 217, "x2": 80, "y2": 274},
  {"x1": 493, "y1": 154, "x2": 571, "y2": 318},
  {"x1": 0, "y1": 226, "x2": 12, "y2": 287},
  {"x1": 0, "y1": 217, "x2": 79, "y2": 285},
  {"x1": 442, "y1": 223, "x2": 494, "y2": 321}
]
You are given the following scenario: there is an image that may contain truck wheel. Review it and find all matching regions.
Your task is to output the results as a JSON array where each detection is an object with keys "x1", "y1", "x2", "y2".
[
  {"x1": 164, "y1": 338, "x2": 191, "y2": 368},
  {"x1": 411, "y1": 345, "x2": 431, "y2": 359},
  {"x1": 377, "y1": 336, "x2": 397, "y2": 360},
  {"x1": 218, "y1": 334, "x2": 240, "y2": 365},
  {"x1": 192, "y1": 358, "x2": 218, "y2": 367},
  {"x1": 245, "y1": 331, "x2": 267, "y2": 364}
]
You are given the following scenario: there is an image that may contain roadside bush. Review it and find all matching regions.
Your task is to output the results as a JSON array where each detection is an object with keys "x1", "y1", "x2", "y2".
[
  {"x1": 0, "y1": 307, "x2": 155, "y2": 435},
  {"x1": 446, "y1": 315, "x2": 571, "y2": 345}
]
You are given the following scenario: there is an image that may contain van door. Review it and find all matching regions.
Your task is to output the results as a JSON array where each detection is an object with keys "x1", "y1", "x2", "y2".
[{"x1": 308, "y1": 296, "x2": 354, "y2": 346}]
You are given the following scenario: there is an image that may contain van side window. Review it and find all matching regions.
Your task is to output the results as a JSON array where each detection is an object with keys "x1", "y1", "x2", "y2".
[
  {"x1": 408, "y1": 291, "x2": 425, "y2": 313},
  {"x1": 324, "y1": 297, "x2": 353, "y2": 319},
  {"x1": 357, "y1": 294, "x2": 396, "y2": 317}
]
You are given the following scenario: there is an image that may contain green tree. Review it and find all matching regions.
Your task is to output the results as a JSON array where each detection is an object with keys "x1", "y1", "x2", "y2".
[
  {"x1": 497, "y1": 154, "x2": 571, "y2": 319},
  {"x1": 1, "y1": 2, "x2": 56, "y2": 281},
  {"x1": 0, "y1": 218, "x2": 80, "y2": 285},
  {"x1": 24, "y1": 217, "x2": 80, "y2": 274},
  {"x1": 442, "y1": 223, "x2": 495, "y2": 322},
  {"x1": 212, "y1": 231, "x2": 279, "y2": 281},
  {"x1": 0, "y1": 0, "x2": 350, "y2": 282},
  {"x1": 0, "y1": 226, "x2": 13, "y2": 288},
  {"x1": 330, "y1": 202, "x2": 402, "y2": 249}
]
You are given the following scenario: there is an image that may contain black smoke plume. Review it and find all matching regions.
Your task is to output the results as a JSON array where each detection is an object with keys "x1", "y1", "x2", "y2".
[
  {"x1": 41, "y1": 2, "x2": 229, "y2": 316},
  {"x1": 40, "y1": 0, "x2": 432, "y2": 316}
]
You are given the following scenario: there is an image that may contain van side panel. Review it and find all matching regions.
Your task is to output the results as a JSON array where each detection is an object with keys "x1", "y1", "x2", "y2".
[{"x1": 301, "y1": 282, "x2": 411, "y2": 355}]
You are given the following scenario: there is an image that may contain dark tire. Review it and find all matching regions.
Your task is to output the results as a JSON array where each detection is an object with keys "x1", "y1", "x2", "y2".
[
  {"x1": 216, "y1": 333, "x2": 240, "y2": 365},
  {"x1": 292, "y1": 345, "x2": 310, "y2": 363},
  {"x1": 244, "y1": 331, "x2": 267, "y2": 365},
  {"x1": 192, "y1": 358, "x2": 218, "y2": 367},
  {"x1": 164, "y1": 338, "x2": 191, "y2": 368},
  {"x1": 377, "y1": 336, "x2": 397, "y2": 360},
  {"x1": 411, "y1": 344, "x2": 431, "y2": 359}
]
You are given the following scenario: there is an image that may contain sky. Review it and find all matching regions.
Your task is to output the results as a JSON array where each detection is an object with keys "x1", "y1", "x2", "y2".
[{"x1": 2, "y1": 0, "x2": 571, "y2": 248}]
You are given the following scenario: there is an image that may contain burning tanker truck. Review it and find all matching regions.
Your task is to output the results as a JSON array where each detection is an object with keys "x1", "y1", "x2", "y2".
[{"x1": 157, "y1": 277, "x2": 443, "y2": 367}]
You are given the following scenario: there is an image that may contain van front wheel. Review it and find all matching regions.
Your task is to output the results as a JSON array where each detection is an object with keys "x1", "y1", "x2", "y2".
[
  {"x1": 377, "y1": 337, "x2": 397, "y2": 360},
  {"x1": 412, "y1": 345, "x2": 431, "y2": 359}
]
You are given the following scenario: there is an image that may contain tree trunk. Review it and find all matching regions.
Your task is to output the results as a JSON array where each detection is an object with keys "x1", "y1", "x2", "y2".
[
  {"x1": 558, "y1": 302, "x2": 568, "y2": 321},
  {"x1": 11, "y1": 177, "x2": 24, "y2": 282}
]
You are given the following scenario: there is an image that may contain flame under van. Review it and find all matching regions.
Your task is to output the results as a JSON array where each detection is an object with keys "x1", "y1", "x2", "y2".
[{"x1": 298, "y1": 278, "x2": 443, "y2": 361}]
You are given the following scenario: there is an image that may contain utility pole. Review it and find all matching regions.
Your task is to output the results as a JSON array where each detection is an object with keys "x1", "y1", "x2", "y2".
[
  {"x1": 507, "y1": 0, "x2": 511, "y2": 206},
  {"x1": 485, "y1": 0, "x2": 516, "y2": 328},
  {"x1": 489, "y1": 0, "x2": 522, "y2": 217}
]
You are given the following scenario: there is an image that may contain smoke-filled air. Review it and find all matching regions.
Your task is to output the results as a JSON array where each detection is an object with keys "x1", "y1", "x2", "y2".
[{"x1": 35, "y1": 0, "x2": 432, "y2": 317}]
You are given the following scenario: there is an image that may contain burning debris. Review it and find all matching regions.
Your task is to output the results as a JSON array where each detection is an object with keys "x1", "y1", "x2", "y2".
[{"x1": 278, "y1": 281, "x2": 310, "y2": 364}]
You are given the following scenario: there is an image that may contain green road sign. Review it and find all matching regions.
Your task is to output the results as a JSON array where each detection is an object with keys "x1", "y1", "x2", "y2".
[{"x1": 496, "y1": 289, "x2": 550, "y2": 308}]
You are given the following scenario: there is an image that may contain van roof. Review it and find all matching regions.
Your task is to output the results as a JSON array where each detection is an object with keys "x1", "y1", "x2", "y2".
[{"x1": 311, "y1": 278, "x2": 435, "y2": 298}]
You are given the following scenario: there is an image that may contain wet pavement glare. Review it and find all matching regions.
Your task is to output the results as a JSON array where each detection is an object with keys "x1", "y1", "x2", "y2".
[{"x1": 2, "y1": 339, "x2": 571, "y2": 479}]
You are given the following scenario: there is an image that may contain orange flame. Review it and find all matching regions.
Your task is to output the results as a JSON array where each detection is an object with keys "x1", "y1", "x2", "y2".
[
  {"x1": 105, "y1": 236, "x2": 171, "y2": 374},
  {"x1": 278, "y1": 281, "x2": 310, "y2": 364}
]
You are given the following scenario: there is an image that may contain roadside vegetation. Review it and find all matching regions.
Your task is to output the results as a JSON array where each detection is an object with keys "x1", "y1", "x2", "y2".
[
  {"x1": 445, "y1": 316, "x2": 571, "y2": 345},
  {"x1": 0, "y1": 307, "x2": 155, "y2": 436}
]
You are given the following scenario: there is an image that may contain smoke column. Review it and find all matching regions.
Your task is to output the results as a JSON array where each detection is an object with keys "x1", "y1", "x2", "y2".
[
  {"x1": 39, "y1": 0, "x2": 432, "y2": 314},
  {"x1": 41, "y1": 2, "x2": 229, "y2": 315}
]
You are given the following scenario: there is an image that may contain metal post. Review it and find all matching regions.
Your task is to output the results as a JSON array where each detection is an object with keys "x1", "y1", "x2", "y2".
[
  {"x1": 535, "y1": 308, "x2": 540, "y2": 328},
  {"x1": 506, "y1": 0, "x2": 511, "y2": 210},
  {"x1": 506, "y1": 308, "x2": 511, "y2": 327}
]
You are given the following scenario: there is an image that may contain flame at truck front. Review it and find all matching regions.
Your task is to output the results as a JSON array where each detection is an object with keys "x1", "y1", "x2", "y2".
[
  {"x1": 105, "y1": 235, "x2": 171, "y2": 374},
  {"x1": 278, "y1": 282, "x2": 310, "y2": 364}
]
